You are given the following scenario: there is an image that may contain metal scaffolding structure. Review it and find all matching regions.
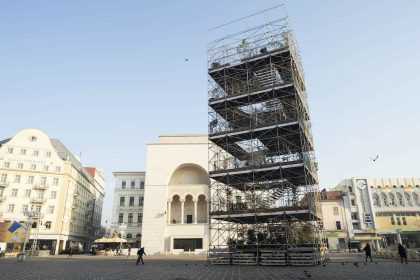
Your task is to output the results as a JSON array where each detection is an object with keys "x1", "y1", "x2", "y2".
[{"x1": 207, "y1": 6, "x2": 325, "y2": 266}]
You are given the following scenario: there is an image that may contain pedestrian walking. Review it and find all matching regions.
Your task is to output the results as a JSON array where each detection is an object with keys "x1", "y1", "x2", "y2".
[
  {"x1": 68, "y1": 248, "x2": 73, "y2": 258},
  {"x1": 127, "y1": 245, "x2": 131, "y2": 258},
  {"x1": 363, "y1": 243, "x2": 372, "y2": 262},
  {"x1": 136, "y1": 247, "x2": 146, "y2": 265},
  {"x1": 398, "y1": 243, "x2": 408, "y2": 264}
]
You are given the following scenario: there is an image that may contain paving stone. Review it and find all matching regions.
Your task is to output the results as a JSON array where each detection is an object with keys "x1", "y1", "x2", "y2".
[{"x1": 0, "y1": 253, "x2": 418, "y2": 280}]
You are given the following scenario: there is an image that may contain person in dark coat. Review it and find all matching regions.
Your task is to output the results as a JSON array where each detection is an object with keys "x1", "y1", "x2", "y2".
[
  {"x1": 363, "y1": 243, "x2": 372, "y2": 262},
  {"x1": 136, "y1": 247, "x2": 146, "y2": 265},
  {"x1": 68, "y1": 248, "x2": 73, "y2": 258},
  {"x1": 398, "y1": 243, "x2": 408, "y2": 264}
]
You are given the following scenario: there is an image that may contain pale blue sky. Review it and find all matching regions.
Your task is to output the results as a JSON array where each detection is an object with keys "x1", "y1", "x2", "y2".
[{"x1": 1, "y1": 0, "x2": 419, "y2": 224}]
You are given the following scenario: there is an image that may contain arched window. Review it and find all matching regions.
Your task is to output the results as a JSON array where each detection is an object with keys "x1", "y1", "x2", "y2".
[
  {"x1": 197, "y1": 194, "x2": 208, "y2": 223},
  {"x1": 136, "y1": 233, "x2": 141, "y2": 238},
  {"x1": 381, "y1": 193, "x2": 388, "y2": 206},
  {"x1": 405, "y1": 193, "x2": 412, "y2": 206},
  {"x1": 372, "y1": 193, "x2": 380, "y2": 206},
  {"x1": 389, "y1": 193, "x2": 395, "y2": 206},
  {"x1": 396, "y1": 193, "x2": 404, "y2": 206},
  {"x1": 413, "y1": 193, "x2": 419, "y2": 206},
  {"x1": 126, "y1": 233, "x2": 132, "y2": 238},
  {"x1": 170, "y1": 195, "x2": 182, "y2": 224}
]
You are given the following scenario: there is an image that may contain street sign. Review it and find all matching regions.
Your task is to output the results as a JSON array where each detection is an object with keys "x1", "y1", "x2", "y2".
[{"x1": 8, "y1": 221, "x2": 21, "y2": 233}]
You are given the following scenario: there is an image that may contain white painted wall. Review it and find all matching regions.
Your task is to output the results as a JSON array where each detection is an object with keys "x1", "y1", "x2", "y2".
[{"x1": 141, "y1": 135, "x2": 209, "y2": 255}]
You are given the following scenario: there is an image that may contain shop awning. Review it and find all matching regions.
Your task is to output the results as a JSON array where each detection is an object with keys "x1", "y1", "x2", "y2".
[
  {"x1": 354, "y1": 236, "x2": 382, "y2": 241},
  {"x1": 94, "y1": 237, "x2": 128, "y2": 243}
]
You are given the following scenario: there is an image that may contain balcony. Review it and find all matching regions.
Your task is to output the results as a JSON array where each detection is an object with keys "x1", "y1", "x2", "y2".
[
  {"x1": 31, "y1": 197, "x2": 46, "y2": 204},
  {"x1": 33, "y1": 184, "x2": 49, "y2": 190},
  {"x1": 0, "y1": 195, "x2": 6, "y2": 202},
  {"x1": 0, "y1": 182, "x2": 9, "y2": 188}
]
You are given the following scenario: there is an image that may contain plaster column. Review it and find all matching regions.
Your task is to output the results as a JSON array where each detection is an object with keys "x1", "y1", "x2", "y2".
[
  {"x1": 206, "y1": 198, "x2": 210, "y2": 223},
  {"x1": 193, "y1": 199, "x2": 198, "y2": 224},
  {"x1": 167, "y1": 200, "x2": 172, "y2": 224},
  {"x1": 180, "y1": 199, "x2": 185, "y2": 224}
]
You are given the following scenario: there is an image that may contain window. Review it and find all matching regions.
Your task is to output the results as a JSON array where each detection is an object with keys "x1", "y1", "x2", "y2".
[
  {"x1": 33, "y1": 150, "x2": 39, "y2": 157},
  {"x1": 335, "y1": 221, "x2": 342, "y2": 230},
  {"x1": 53, "y1": 178, "x2": 59, "y2": 186},
  {"x1": 22, "y1": 205, "x2": 29, "y2": 213},
  {"x1": 391, "y1": 216, "x2": 395, "y2": 225},
  {"x1": 348, "y1": 186, "x2": 353, "y2": 193},
  {"x1": 126, "y1": 233, "x2": 132, "y2": 238},
  {"x1": 402, "y1": 217, "x2": 407, "y2": 225},
  {"x1": 11, "y1": 189, "x2": 18, "y2": 197},
  {"x1": 21, "y1": 149, "x2": 26, "y2": 155},
  {"x1": 351, "y1": 199, "x2": 356, "y2": 206},
  {"x1": 28, "y1": 176, "x2": 34, "y2": 184},
  {"x1": 43, "y1": 165, "x2": 49, "y2": 172},
  {"x1": 121, "y1": 181, "x2": 126, "y2": 189},
  {"x1": 131, "y1": 181, "x2": 135, "y2": 189},
  {"x1": 139, "y1": 196, "x2": 144, "y2": 206},
  {"x1": 3, "y1": 162, "x2": 10, "y2": 168},
  {"x1": 333, "y1": 207, "x2": 339, "y2": 215},
  {"x1": 55, "y1": 166, "x2": 61, "y2": 173},
  {"x1": 7, "y1": 204, "x2": 15, "y2": 213},
  {"x1": 352, "y1": 223, "x2": 360, "y2": 230},
  {"x1": 140, "y1": 181, "x2": 144, "y2": 189},
  {"x1": 137, "y1": 213, "x2": 143, "y2": 224},
  {"x1": 351, "y1": 213, "x2": 358, "y2": 220},
  {"x1": 18, "y1": 163, "x2": 23, "y2": 169},
  {"x1": 129, "y1": 197, "x2": 134, "y2": 206},
  {"x1": 128, "y1": 213, "x2": 133, "y2": 223},
  {"x1": 46, "y1": 151, "x2": 52, "y2": 158},
  {"x1": 15, "y1": 175, "x2": 21, "y2": 183},
  {"x1": 7, "y1": 147, "x2": 13, "y2": 154},
  {"x1": 48, "y1": 206, "x2": 54, "y2": 214},
  {"x1": 118, "y1": 213, "x2": 124, "y2": 223},
  {"x1": 25, "y1": 189, "x2": 31, "y2": 197},
  {"x1": 397, "y1": 217, "x2": 401, "y2": 225},
  {"x1": 40, "y1": 177, "x2": 47, "y2": 185},
  {"x1": 1, "y1": 174, "x2": 7, "y2": 183},
  {"x1": 187, "y1": 214, "x2": 193, "y2": 224},
  {"x1": 37, "y1": 190, "x2": 44, "y2": 199},
  {"x1": 35, "y1": 205, "x2": 42, "y2": 213},
  {"x1": 401, "y1": 185, "x2": 404, "y2": 188},
  {"x1": 119, "y1": 197, "x2": 125, "y2": 206},
  {"x1": 31, "y1": 164, "x2": 37, "y2": 170},
  {"x1": 45, "y1": 221, "x2": 52, "y2": 229},
  {"x1": 173, "y1": 238, "x2": 203, "y2": 251}
]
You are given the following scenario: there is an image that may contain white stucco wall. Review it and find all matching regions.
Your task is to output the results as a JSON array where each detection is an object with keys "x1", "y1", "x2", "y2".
[{"x1": 141, "y1": 135, "x2": 209, "y2": 255}]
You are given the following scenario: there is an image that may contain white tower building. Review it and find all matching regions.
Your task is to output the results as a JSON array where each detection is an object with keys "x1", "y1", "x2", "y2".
[{"x1": 141, "y1": 135, "x2": 209, "y2": 255}]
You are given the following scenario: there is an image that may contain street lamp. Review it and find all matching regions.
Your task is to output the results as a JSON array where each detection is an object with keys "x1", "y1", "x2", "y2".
[{"x1": 17, "y1": 209, "x2": 40, "y2": 262}]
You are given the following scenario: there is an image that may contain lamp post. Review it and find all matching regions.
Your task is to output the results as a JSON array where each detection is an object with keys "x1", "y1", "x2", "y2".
[{"x1": 17, "y1": 209, "x2": 40, "y2": 262}]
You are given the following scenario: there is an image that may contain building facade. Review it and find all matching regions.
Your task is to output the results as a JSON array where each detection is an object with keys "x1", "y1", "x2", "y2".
[
  {"x1": 319, "y1": 191, "x2": 349, "y2": 252},
  {"x1": 0, "y1": 128, "x2": 105, "y2": 254},
  {"x1": 141, "y1": 135, "x2": 209, "y2": 255},
  {"x1": 111, "y1": 172, "x2": 145, "y2": 246},
  {"x1": 333, "y1": 177, "x2": 420, "y2": 250}
]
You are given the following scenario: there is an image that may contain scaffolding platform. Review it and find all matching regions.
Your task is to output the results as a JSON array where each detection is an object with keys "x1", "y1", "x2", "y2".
[{"x1": 207, "y1": 5, "x2": 324, "y2": 266}]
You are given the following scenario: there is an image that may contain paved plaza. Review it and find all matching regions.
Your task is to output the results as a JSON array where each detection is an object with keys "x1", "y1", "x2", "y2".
[{"x1": 0, "y1": 253, "x2": 419, "y2": 280}]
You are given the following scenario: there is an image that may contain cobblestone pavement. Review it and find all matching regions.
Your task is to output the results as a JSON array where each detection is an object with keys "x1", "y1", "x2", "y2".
[{"x1": 0, "y1": 253, "x2": 419, "y2": 280}]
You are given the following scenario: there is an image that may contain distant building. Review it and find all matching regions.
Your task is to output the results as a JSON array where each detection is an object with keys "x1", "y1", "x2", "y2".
[
  {"x1": 141, "y1": 135, "x2": 209, "y2": 255},
  {"x1": 319, "y1": 190, "x2": 349, "y2": 251},
  {"x1": 111, "y1": 172, "x2": 145, "y2": 247},
  {"x1": 333, "y1": 177, "x2": 420, "y2": 250},
  {"x1": 0, "y1": 128, "x2": 105, "y2": 254}
]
